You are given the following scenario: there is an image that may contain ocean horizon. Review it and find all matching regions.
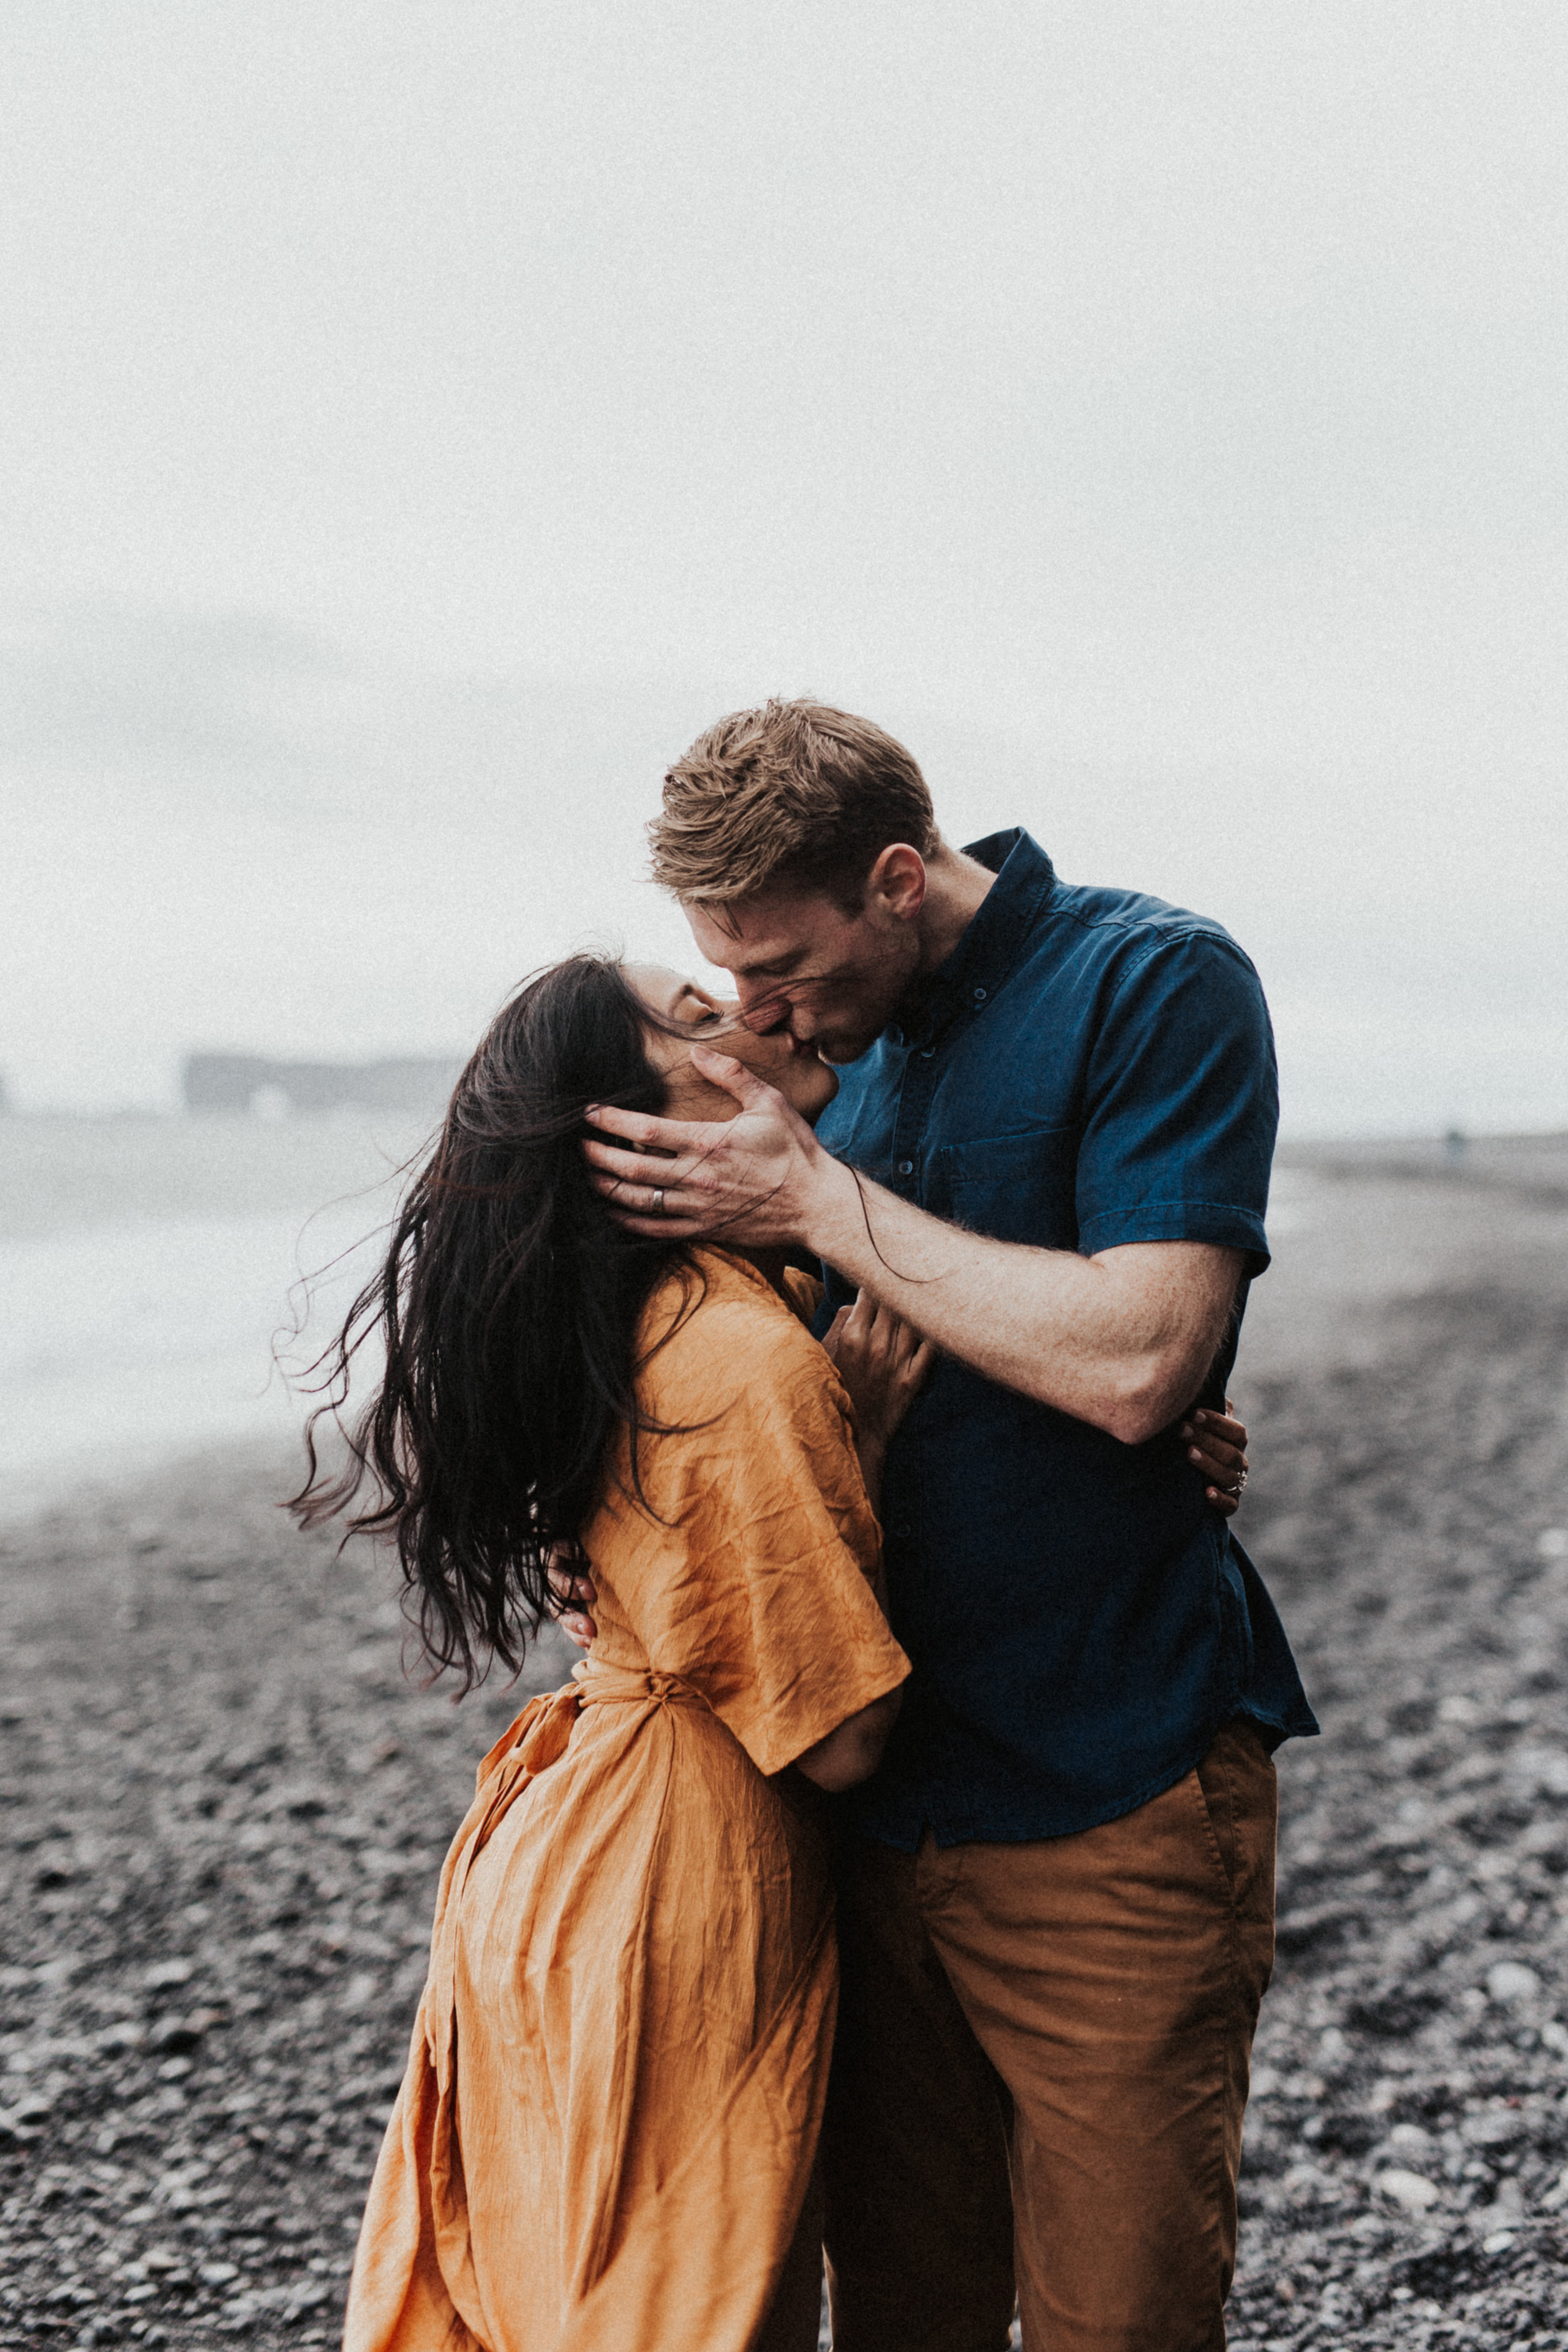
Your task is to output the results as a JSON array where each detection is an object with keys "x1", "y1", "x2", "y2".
[{"x1": 5, "y1": 1108, "x2": 1565, "y2": 1526}]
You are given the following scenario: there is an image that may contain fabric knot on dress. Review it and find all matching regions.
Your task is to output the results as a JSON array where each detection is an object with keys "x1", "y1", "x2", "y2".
[{"x1": 573, "y1": 1658, "x2": 704, "y2": 1711}]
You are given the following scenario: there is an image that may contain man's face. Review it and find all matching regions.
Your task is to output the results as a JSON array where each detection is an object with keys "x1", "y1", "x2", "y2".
[{"x1": 683, "y1": 869, "x2": 923, "y2": 1066}]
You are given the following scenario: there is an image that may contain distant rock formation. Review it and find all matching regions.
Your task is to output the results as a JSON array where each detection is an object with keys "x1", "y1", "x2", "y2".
[{"x1": 183, "y1": 1052, "x2": 462, "y2": 1118}]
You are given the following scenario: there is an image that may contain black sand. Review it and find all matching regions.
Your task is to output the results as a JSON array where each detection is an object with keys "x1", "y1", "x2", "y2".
[{"x1": 3, "y1": 1141, "x2": 1568, "y2": 2350}]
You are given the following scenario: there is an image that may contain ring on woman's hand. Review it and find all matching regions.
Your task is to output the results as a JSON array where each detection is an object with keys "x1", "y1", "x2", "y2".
[
  {"x1": 1229, "y1": 1466, "x2": 1248, "y2": 1496},
  {"x1": 652, "y1": 1188, "x2": 666, "y2": 1216}
]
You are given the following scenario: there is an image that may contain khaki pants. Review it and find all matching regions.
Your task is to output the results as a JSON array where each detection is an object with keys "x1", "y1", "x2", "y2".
[{"x1": 820, "y1": 1722, "x2": 1278, "y2": 2352}]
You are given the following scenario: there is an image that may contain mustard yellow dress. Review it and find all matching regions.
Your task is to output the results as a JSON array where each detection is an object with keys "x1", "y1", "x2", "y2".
[{"x1": 343, "y1": 1248, "x2": 909, "y2": 2352}]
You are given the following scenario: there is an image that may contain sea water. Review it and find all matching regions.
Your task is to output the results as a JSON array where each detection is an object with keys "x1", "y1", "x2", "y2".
[{"x1": 0, "y1": 1112, "x2": 432, "y2": 1522}]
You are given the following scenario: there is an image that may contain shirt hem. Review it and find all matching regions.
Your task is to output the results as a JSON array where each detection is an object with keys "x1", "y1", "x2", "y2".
[{"x1": 852, "y1": 1697, "x2": 1318, "y2": 1852}]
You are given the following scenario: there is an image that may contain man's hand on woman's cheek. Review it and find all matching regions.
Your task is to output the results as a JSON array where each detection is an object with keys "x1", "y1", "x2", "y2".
[{"x1": 581, "y1": 1047, "x2": 839, "y2": 1248}]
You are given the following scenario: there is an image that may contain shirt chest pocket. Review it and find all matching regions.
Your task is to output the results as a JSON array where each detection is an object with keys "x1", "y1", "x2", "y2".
[{"x1": 938, "y1": 1127, "x2": 1080, "y2": 1251}]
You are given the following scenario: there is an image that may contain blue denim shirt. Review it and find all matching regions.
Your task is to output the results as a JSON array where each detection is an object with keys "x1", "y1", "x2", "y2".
[{"x1": 814, "y1": 828, "x2": 1316, "y2": 1850}]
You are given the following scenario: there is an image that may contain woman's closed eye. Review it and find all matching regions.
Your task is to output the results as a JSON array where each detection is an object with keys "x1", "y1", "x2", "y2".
[
  {"x1": 665, "y1": 983, "x2": 736, "y2": 1030},
  {"x1": 681, "y1": 1004, "x2": 744, "y2": 1036}
]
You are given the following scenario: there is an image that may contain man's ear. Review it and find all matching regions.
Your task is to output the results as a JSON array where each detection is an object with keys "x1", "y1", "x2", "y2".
[{"x1": 866, "y1": 842, "x2": 927, "y2": 923}]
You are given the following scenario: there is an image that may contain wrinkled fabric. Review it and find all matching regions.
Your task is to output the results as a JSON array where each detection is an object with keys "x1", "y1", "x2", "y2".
[{"x1": 344, "y1": 1249, "x2": 909, "y2": 2352}]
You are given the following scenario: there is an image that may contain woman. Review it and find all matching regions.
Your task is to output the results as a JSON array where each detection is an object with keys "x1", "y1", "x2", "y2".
[{"x1": 296, "y1": 955, "x2": 1250, "y2": 2352}]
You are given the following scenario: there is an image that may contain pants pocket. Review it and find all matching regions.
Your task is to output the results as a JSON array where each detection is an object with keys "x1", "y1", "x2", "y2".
[{"x1": 1195, "y1": 1719, "x2": 1278, "y2": 1999}]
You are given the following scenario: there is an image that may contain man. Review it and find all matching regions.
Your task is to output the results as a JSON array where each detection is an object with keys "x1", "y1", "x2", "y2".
[{"x1": 582, "y1": 699, "x2": 1316, "y2": 2351}]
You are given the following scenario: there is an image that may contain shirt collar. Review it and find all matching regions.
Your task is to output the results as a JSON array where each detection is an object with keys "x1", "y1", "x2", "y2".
[{"x1": 893, "y1": 829, "x2": 1056, "y2": 1049}]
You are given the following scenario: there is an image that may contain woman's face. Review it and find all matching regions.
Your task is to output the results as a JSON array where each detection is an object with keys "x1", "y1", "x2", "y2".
[{"x1": 626, "y1": 965, "x2": 840, "y2": 1128}]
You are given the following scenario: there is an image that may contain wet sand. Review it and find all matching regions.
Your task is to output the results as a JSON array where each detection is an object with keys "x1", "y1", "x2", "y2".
[{"x1": 3, "y1": 1139, "x2": 1567, "y2": 2349}]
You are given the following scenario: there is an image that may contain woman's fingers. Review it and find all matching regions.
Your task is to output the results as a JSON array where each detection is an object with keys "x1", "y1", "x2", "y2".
[
  {"x1": 886, "y1": 1307, "x2": 918, "y2": 1360},
  {"x1": 1177, "y1": 1411, "x2": 1248, "y2": 1476},
  {"x1": 827, "y1": 1291, "x2": 934, "y2": 1394},
  {"x1": 1184, "y1": 1408, "x2": 1246, "y2": 1448},
  {"x1": 822, "y1": 1303, "x2": 853, "y2": 1362},
  {"x1": 879, "y1": 1315, "x2": 934, "y2": 1396},
  {"x1": 837, "y1": 1291, "x2": 877, "y2": 1360},
  {"x1": 856, "y1": 1290, "x2": 891, "y2": 1350},
  {"x1": 1176, "y1": 1408, "x2": 1249, "y2": 1508},
  {"x1": 864, "y1": 1298, "x2": 917, "y2": 1357},
  {"x1": 546, "y1": 1550, "x2": 596, "y2": 1606},
  {"x1": 546, "y1": 1549, "x2": 599, "y2": 1647}
]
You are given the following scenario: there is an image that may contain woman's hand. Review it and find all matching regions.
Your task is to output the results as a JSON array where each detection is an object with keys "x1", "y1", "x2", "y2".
[
  {"x1": 547, "y1": 1546, "x2": 598, "y2": 1650},
  {"x1": 823, "y1": 1291, "x2": 935, "y2": 1463},
  {"x1": 1176, "y1": 1400, "x2": 1250, "y2": 1517}
]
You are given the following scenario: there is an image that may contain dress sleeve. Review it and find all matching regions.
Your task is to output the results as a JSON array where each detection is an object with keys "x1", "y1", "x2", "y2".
[{"x1": 625, "y1": 1300, "x2": 910, "y2": 1778}]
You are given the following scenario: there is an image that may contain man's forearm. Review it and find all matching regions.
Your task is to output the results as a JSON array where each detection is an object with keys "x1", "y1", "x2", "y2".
[
  {"x1": 804, "y1": 1156, "x2": 1241, "y2": 1444},
  {"x1": 578, "y1": 1050, "x2": 1244, "y2": 1436}
]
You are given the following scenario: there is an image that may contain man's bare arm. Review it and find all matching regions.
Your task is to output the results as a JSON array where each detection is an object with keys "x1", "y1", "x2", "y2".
[
  {"x1": 808, "y1": 1177, "x2": 1241, "y2": 1443},
  {"x1": 584, "y1": 1049, "x2": 1244, "y2": 1445}
]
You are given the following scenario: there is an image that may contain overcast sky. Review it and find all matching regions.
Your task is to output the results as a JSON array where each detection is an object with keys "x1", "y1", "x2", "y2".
[{"x1": 3, "y1": 1, "x2": 1564, "y2": 1132}]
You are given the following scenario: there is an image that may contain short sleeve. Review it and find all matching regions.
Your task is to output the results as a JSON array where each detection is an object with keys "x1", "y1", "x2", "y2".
[
  {"x1": 618, "y1": 1289, "x2": 910, "y2": 1777},
  {"x1": 1075, "y1": 931, "x2": 1278, "y2": 1271},
  {"x1": 781, "y1": 1266, "x2": 826, "y2": 1325}
]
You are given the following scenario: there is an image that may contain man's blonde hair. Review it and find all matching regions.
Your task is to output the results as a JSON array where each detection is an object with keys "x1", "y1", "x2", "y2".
[{"x1": 648, "y1": 697, "x2": 939, "y2": 906}]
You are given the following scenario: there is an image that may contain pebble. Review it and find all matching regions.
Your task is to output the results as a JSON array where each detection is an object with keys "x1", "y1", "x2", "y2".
[
  {"x1": 1376, "y1": 2169, "x2": 1442, "y2": 2213},
  {"x1": 144, "y1": 1958, "x2": 196, "y2": 1989},
  {"x1": 4, "y1": 1228, "x2": 1568, "y2": 2350},
  {"x1": 1226, "y1": 1276, "x2": 1568, "y2": 2349},
  {"x1": 1485, "y1": 1959, "x2": 1541, "y2": 2005}
]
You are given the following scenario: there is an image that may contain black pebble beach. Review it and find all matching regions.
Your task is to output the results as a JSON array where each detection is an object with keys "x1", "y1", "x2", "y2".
[{"x1": 3, "y1": 1138, "x2": 1567, "y2": 2351}]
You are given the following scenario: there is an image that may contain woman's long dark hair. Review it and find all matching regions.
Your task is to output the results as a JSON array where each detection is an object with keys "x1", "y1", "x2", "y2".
[{"x1": 290, "y1": 955, "x2": 696, "y2": 1691}]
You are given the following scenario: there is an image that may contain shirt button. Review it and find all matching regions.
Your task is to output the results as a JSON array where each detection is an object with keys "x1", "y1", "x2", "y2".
[
  {"x1": 973, "y1": 986, "x2": 988, "y2": 1004},
  {"x1": 898, "y1": 1159, "x2": 914, "y2": 1176},
  {"x1": 920, "y1": 1046, "x2": 936, "y2": 1059},
  {"x1": 894, "y1": 1523, "x2": 913, "y2": 1540}
]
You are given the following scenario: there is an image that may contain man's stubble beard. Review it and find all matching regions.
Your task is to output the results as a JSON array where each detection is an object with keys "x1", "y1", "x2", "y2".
[
  {"x1": 820, "y1": 1033, "x2": 881, "y2": 1068},
  {"x1": 820, "y1": 976, "x2": 916, "y2": 1067}
]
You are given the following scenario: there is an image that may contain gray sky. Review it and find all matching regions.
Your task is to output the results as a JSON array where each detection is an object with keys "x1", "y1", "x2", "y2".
[{"x1": 3, "y1": 1, "x2": 1565, "y2": 1131}]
